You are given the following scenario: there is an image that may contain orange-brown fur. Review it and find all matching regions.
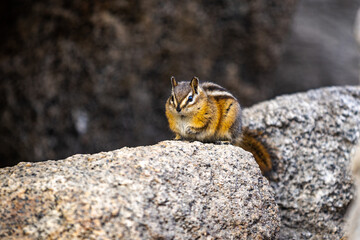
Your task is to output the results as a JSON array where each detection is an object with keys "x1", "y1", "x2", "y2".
[
  {"x1": 165, "y1": 77, "x2": 241, "y2": 143},
  {"x1": 165, "y1": 76, "x2": 272, "y2": 174}
]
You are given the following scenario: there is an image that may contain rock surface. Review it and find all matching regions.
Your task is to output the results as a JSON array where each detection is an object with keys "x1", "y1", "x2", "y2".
[
  {"x1": 1, "y1": 86, "x2": 359, "y2": 239},
  {"x1": 243, "y1": 86, "x2": 360, "y2": 239},
  {"x1": 0, "y1": 141, "x2": 279, "y2": 239}
]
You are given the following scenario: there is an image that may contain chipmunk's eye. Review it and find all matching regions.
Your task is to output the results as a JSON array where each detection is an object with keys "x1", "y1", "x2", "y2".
[
  {"x1": 188, "y1": 95, "x2": 193, "y2": 102},
  {"x1": 171, "y1": 96, "x2": 174, "y2": 102}
]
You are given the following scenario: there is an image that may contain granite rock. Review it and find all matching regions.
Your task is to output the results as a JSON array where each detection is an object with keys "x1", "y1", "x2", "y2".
[
  {"x1": 0, "y1": 141, "x2": 280, "y2": 239},
  {"x1": 243, "y1": 86, "x2": 360, "y2": 239}
]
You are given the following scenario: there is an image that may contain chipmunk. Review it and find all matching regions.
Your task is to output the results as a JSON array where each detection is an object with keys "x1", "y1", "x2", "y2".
[{"x1": 165, "y1": 76, "x2": 272, "y2": 174}]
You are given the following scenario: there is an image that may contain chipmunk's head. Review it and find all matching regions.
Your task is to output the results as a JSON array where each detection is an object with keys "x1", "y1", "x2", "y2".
[{"x1": 166, "y1": 76, "x2": 207, "y2": 116}]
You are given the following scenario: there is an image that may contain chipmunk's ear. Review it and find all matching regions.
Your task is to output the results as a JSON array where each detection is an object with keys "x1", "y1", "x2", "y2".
[
  {"x1": 190, "y1": 76, "x2": 199, "y2": 94},
  {"x1": 171, "y1": 76, "x2": 178, "y2": 89}
]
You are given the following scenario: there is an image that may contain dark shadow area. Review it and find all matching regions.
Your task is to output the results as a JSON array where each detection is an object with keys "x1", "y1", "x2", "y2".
[{"x1": 0, "y1": 0, "x2": 358, "y2": 168}]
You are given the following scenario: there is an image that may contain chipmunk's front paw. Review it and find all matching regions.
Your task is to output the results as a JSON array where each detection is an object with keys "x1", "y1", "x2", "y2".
[
  {"x1": 185, "y1": 127, "x2": 197, "y2": 135},
  {"x1": 215, "y1": 141, "x2": 231, "y2": 145}
]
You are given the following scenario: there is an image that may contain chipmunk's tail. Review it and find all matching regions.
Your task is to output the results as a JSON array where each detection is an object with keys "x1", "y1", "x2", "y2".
[{"x1": 237, "y1": 128, "x2": 272, "y2": 175}]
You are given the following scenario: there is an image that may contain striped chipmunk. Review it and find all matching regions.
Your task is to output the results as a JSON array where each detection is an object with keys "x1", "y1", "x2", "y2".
[{"x1": 165, "y1": 76, "x2": 272, "y2": 174}]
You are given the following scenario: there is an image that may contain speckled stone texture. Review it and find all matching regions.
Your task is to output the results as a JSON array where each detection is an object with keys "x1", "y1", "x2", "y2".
[
  {"x1": 243, "y1": 86, "x2": 360, "y2": 239},
  {"x1": 0, "y1": 141, "x2": 279, "y2": 239}
]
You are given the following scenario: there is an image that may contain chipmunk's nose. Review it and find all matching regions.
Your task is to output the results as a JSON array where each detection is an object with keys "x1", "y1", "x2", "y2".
[{"x1": 176, "y1": 105, "x2": 181, "y2": 112}]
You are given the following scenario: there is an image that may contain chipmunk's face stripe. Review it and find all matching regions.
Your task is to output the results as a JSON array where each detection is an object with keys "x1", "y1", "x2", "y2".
[
  {"x1": 169, "y1": 94, "x2": 178, "y2": 107},
  {"x1": 179, "y1": 91, "x2": 197, "y2": 109}
]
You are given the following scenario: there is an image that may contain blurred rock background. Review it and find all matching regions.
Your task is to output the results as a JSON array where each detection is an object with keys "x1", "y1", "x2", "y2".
[{"x1": 0, "y1": 0, "x2": 358, "y2": 168}]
